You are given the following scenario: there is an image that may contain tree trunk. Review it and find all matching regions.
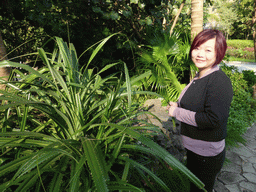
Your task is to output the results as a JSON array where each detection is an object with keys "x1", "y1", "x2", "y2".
[
  {"x1": 0, "y1": 33, "x2": 11, "y2": 90},
  {"x1": 253, "y1": 0, "x2": 256, "y2": 62},
  {"x1": 170, "y1": 0, "x2": 186, "y2": 36},
  {"x1": 191, "y1": 0, "x2": 203, "y2": 41},
  {"x1": 253, "y1": 0, "x2": 256, "y2": 100}
]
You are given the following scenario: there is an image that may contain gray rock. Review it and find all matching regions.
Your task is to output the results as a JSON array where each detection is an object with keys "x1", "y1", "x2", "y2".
[
  {"x1": 225, "y1": 184, "x2": 241, "y2": 192},
  {"x1": 240, "y1": 181, "x2": 256, "y2": 192},
  {"x1": 141, "y1": 99, "x2": 186, "y2": 163},
  {"x1": 232, "y1": 146, "x2": 255, "y2": 158},
  {"x1": 242, "y1": 126, "x2": 256, "y2": 140},
  {"x1": 225, "y1": 151, "x2": 243, "y2": 166},
  {"x1": 243, "y1": 173, "x2": 256, "y2": 184},
  {"x1": 214, "y1": 180, "x2": 229, "y2": 192},
  {"x1": 222, "y1": 161, "x2": 242, "y2": 174},
  {"x1": 253, "y1": 164, "x2": 256, "y2": 171},
  {"x1": 247, "y1": 156, "x2": 256, "y2": 164},
  {"x1": 218, "y1": 172, "x2": 245, "y2": 185},
  {"x1": 242, "y1": 162, "x2": 255, "y2": 174}
]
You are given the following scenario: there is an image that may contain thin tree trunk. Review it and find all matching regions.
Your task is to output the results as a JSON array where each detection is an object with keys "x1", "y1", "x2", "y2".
[
  {"x1": 162, "y1": 0, "x2": 171, "y2": 30},
  {"x1": 0, "y1": 33, "x2": 11, "y2": 90},
  {"x1": 170, "y1": 0, "x2": 186, "y2": 36},
  {"x1": 253, "y1": 0, "x2": 256, "y2": 99},
  {"x1": 253, "y1": 0, "x2": 256, "y2": 62},
  {"x1": 191, "y1": 0, "x2": 203, "y2": 41}
]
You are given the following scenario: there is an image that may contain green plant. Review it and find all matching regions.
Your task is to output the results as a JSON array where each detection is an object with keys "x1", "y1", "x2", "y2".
[
  {"x1": 221, "y1": 64, "x2": 256, "y2": 147},
  {"x1": 226, "y1": 48, "x2": 254, "y2": 60},
  {"x1": 0, "y1": 36, "x2": 205, "y2": 191},
  {"x1": 136, "y1": 31, "x2": 189, "y2": 104},
  {"x1": 242, "y1": 70, "x2": 256, "y2": 87},
  {"x1": 227, "y1": 40, "x2": 254, "y2": 49}
]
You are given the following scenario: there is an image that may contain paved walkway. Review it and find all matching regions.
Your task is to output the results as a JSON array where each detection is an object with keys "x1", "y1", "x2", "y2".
[
  {"x1": 214, "y1": 123, "x2": 256, "y2": 192},
  {"x1": 224, "y1": 61, "x2": 256, "y2": 73}
]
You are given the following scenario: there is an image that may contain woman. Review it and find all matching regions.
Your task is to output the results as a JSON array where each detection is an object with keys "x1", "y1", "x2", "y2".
[{"x1": 167, "y1": 29, "x2": 233, "y2": 192}]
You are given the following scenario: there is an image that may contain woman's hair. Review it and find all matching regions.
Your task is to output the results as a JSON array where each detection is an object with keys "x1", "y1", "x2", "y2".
[{"x1": 189, "y1": 29, "x2": 227, "y2": 66}]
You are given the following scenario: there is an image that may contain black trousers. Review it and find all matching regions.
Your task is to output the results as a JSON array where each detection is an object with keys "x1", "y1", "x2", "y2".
[{"x1": 186, "y1": 148, "x2": 226, "y2": 192}]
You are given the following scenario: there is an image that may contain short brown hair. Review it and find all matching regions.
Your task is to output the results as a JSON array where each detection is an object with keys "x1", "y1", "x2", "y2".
[{"x1": 189, "y1": 29, "x2": 227, "y2": 66}]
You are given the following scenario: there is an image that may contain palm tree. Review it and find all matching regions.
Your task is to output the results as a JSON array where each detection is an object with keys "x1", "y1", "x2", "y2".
[
  {"x1": 0, "y1": 33, "x2": 11, "y2": 90},
  {"x1": 191, "y1": 0, "x2": 204, "y2": 41}
]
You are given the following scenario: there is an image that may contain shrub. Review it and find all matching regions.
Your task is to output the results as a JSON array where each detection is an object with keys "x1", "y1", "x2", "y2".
[
  {"x1": 221, "y1": 64, "x2": 256, "y2": 147},
  {"x1": 242, "y1": 70, "x2": 256, "y2": 87},
  {"x1": 226, "y1": 48, "x2": 254, "y2": 60},
  {"x1": 227, "y1": 40, "x2": 254, "y2": 49},
  {"x1": 0, "y1": 36, "x2": 205, "y2": 191}
]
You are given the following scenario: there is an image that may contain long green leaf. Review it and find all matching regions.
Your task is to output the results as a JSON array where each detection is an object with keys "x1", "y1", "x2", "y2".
[
  {"x1": 81, "y1": 138, "x2": 109, "y2": 192},
  {"x1": 86, "y1": 33, "x2": 119, "y2": 68},
  {"x1": 90, "y1": 123, "x2": 205, "y2": 190},
  {"x1": 124, "y1": 63, "x2": 132, "y2": 116},
  {"x1": 49, "y1": 156, "x2": 69, "y2": 192},
  {"x1": 119, "y1": 156, "x2": 170, "y2": 191},
  {"x1": 0, "y1": 60, "x2": 54, "y2": 87},
  {"x1": 108, "y1": 181, "x2": 144, "y2": 192}
]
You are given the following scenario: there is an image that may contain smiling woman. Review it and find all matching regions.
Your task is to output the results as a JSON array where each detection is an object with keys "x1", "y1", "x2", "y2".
[
  {"x1": 189, "y1": 29, "x2": 227, "y2": 78},
  {"x1": 167, "y1": 29, "x2": 233, "y2": 192}
]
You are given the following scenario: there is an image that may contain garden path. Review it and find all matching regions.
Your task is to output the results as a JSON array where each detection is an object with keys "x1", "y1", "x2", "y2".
[
  {"x1": 224, "y1": 61, "x2": 256, "y2": 73},
  {"x1": 214, "y1": 123, "x2": 256, "y2": 192}
]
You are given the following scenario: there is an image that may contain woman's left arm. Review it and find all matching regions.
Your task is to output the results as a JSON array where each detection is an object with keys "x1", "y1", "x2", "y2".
[
  {"x1": 195, "y1": 74, "x2": 233, "y2": 130},
  {"x1": 169, "y1": 72, "x2": 233, "y2": 129}
]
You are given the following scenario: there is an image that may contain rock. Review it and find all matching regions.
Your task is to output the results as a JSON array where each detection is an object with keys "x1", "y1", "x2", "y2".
[
  {"x1": 139, "y1": 99, "x2": 186, "y2": 163},
  {"x1": 218, "y1": 172, "x2": 245, "y2": 185},
  {"x1": 240, "y1": 181, "x2": 256, "y2": 192}
]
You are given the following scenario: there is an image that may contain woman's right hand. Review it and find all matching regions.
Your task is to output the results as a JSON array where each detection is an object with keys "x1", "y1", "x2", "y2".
[{"x1": 167, "y1": 102, "x2": 178, "y2": 117}]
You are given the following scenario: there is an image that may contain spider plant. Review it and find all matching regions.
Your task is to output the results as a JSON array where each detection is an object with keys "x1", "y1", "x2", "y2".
[{"x1": 0, "y1": 35, "x2": 205, "y2": 191}]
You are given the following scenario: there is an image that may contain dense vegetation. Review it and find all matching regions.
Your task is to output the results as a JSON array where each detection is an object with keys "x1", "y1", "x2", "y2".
[
  {"x1": 221, "y1": 64, "x2": 256, "y2": 147},
  {"x1": 226, "y1": 40, "x2": 254, "y2": 61},
  {"x1": 227, "y1": 40, "x2": 254, "y2": 49},
  {"x1": 0, "y1": 0, "x2": 255, "y2": 191},
  {"x1": 0, "y1": 35, "x2": 205, "y2": 192}
]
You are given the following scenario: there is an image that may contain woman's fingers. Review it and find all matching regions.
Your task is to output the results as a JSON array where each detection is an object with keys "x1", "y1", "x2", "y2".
[{"x1": 169, "y1": 102, "x2": 178, "y2": 107}]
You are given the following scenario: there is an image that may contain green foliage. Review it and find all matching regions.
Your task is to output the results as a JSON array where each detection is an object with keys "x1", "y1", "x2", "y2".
[
  {"x1": 227, "y1": 40, "x2": 254, "y2": 49},
  {"x1": 136, "y1": 31, "x2": 190, "y2": 104},
  {"x1": 0, "y1": 0, "x2": 189, "y2": 72},
  {"x1": 242, "y1": 70, "x2": 256, "y2": 87},
  {"x1": 226, "y1": 40, "x2": 254, "y2": 60},
  {"x1": 230, "y1": 0, "x2": 254, "y2": 39},
  {"x1": 226, "y1": 49, "x2": 254, "y2": 60},
  {"x1": 207, "y1": 0, "x2": 238, "y2": 38},
  {"x1": 221, "y1": 64, "x2": 256, "y2": 147},
  {"x1": 0, "y1": 36, "x2": 205, "y2": 191}
]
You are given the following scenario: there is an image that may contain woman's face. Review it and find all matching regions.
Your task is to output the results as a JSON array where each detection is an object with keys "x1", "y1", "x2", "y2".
[{"x1": 191, "y1": 38, "x2": 216, "y2": 75}]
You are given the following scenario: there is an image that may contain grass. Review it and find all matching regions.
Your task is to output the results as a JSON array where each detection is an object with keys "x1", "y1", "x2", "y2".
[
  {"x1": 226, "y1": 56, "x2": 255, "y2": 63},
  {"x1": 225, "y1": 39, "x2": 255, "y2": 62},
  {"x1": 227, "y1": 39, "x2": 254, "y2": 49}
]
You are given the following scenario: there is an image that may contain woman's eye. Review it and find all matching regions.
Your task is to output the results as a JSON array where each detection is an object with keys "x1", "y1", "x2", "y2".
[{"x1": 206, "y1": 50, "x2": 211, "y2": 52}]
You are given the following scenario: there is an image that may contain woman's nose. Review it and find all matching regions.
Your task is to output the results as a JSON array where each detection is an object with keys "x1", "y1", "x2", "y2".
[{"x1": 197, "y1": 50, "x2": 204, "y2": 57}]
